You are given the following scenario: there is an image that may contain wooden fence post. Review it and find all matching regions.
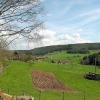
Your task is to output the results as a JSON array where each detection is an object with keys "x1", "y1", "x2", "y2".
[
  {"x1": 83, "y1": 91, "x2": 86, "y2": 100},
  {"x1": 39, "y1": 90, "x2": 41, "y2": 100},
  {"x1": 22, "y1": 90, "x2": 25, "y2": 96},
  {"x1": 62, "y1": 92, "x2": 65, "y2": 100},
  {"x1": 8, "y1": 88, "x2": 9, "y2": 94}
]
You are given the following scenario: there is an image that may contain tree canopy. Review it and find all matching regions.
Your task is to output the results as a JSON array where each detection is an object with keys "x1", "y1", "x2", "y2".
[
  {"x1": 0, "y1": 0, "x2": 44, "y2": 47},
  {"x1": 81, "y1": 52, "x2": 100, "y2": 66}
]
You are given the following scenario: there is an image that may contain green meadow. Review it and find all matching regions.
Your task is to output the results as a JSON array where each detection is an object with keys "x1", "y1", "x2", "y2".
[{"x1": 0, "y1": 51, "x2": 100, "y2": 100}]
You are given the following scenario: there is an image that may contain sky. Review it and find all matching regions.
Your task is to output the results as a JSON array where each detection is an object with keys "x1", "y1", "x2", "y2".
[{"x1": 10, "y1": 0, "x2": 100, "y2": 50}]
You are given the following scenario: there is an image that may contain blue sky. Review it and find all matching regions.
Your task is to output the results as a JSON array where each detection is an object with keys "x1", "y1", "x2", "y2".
[{"x1": 11, "y1": 0, "x2": 100, "y2": 50}]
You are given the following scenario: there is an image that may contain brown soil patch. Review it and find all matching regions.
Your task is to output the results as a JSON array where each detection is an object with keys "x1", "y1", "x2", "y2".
[{"x1": 32, "y1": 70, "x2": 77, "y2": 93}]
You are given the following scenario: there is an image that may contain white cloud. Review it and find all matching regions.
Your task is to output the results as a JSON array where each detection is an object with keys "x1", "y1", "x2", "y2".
[
  {"x1": 67, "y1": 8, "x2": 100, "y2": 27},
  {"x1": 79, "y1": 8, "x2": 100, "y2": 17},
  {"x1": 13, "y1": 29, "x2": 91, "y2": 50},
  {"x1": 76, "y1": 15, "x2": 100, "y2": 27},
  {"x1": 24, "y1": 30, "x2": 91, "y2": 49},
  {"x1": 58, "y1": 33, "x2": 91, "y2": 44},
  {"x1": 46, "y1": 13, "x2": 53, "y2": 16},
  {"x1": 39, "y1": 29, "x2": 56, "y2": 38}
]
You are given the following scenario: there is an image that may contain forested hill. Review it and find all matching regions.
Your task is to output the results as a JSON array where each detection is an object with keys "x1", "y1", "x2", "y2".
[
  {"x1": 18, "y1": 43, "x2": 100, "y2": 55},
  {"x1": 18, "y1": 45, "x2": 68, "y2": 55},
  {"x1": 30, "y1": 45, "x2": 68, "y2": 55}
]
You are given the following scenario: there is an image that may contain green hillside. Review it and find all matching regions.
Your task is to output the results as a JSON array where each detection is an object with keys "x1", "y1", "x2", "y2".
[
  {"x1": 0, "y1": 51, "x2": 100, "y2": 100},
  {"x1": 18, "y1": 43, "x2": 100, "y2": 55}
]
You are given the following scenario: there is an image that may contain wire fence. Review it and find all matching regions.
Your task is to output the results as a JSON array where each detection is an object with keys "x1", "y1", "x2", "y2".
[{"x1": 3, "y1": 89, "x2": 100, "y2": 100}]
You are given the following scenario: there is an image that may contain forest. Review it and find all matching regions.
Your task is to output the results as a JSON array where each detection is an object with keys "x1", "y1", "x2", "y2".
[{"x1": 18, "y1": 43, "x2": 100, "y2": 55}]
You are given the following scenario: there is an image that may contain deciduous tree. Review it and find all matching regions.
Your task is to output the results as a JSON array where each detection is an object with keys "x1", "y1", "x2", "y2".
[{"x1": 0, "y1": 0, "x2": 44, "y2": 46}]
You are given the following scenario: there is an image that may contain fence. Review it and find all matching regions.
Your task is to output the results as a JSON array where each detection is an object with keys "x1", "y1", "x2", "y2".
[{"x1": 3, "y1": 89, "x2": 100, "y2": 100}]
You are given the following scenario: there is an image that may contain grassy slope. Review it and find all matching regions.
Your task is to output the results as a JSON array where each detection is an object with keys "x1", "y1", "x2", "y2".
[{"x1": 0, "y1": 51, "x2": 100, "y2": 100}]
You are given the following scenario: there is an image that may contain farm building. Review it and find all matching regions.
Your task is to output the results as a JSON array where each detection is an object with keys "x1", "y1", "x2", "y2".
[
  {"x1": 36, "y1": 57, "x2": 44, "y2": 61},
  {"x1": 12, "y1": 51, "x2": 20, "y2": 60},
  {"x1": 0, "y1": 90, "x2": 13, "y2": 100}
]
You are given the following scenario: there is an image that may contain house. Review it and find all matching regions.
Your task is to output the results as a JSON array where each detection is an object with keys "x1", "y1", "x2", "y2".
[
  {"x1": 0, "y1": 90, "x2": 13, "y2": 100},
  {"x1": 12, "y1": 51, "x2": 20, "y2": 60}
]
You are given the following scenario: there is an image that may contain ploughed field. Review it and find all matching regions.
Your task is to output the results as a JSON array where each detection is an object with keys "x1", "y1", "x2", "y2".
[{"x1": 32, "y1": 70, "x2": 76, "y2": 93}]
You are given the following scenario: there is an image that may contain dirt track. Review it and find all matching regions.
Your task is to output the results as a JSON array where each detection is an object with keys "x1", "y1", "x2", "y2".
[{"x1": 32, "y1": 70, "x2": 77, "y2": 93}]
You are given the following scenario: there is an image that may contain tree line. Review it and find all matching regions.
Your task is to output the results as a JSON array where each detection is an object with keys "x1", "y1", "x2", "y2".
[
  {"x1": 81, "y1": 52, "x2": 100, "y2": 66},
  {"x1": 18, "y1": 45, "x2": 68, "y2": 55},
  {"x1": 18, "y1": 43, "x2": 100, "y2": 55}
]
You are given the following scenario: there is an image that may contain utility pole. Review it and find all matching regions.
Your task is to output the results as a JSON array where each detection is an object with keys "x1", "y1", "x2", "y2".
[{"x1": 95, "y1": 58, "x2": 96, "y2": 74}]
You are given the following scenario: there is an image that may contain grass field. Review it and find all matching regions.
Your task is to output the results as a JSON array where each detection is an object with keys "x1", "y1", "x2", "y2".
[{"x1": 0, "y1": 51, "x2": 100, "y2": 100}]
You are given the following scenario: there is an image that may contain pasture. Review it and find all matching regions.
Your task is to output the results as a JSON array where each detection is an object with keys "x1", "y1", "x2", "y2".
[{"x1": 0, "y1": 51, "x2": 100, "y2": 100}]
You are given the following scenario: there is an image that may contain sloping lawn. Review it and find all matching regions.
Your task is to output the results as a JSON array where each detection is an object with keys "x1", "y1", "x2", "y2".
[{"x1": 0, "y1": 51, "x2": 100, "y2": 100}]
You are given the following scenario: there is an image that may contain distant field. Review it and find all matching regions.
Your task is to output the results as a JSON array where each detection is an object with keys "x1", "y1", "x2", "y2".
[{"x1": 0, "y1": 51, "x2": 100, "y2": 100}]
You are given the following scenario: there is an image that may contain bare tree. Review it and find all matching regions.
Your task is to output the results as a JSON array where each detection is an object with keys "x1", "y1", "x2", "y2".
[
  {"x1": 0, "y1": 37, "x2": 8, "y2": 49},
  {"x1": 0, "y1": 0, "x2": 44, "y2": 46}
]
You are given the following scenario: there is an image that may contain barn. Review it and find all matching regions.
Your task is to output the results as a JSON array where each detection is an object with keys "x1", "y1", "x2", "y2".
[{"x1": 12, "y1": 51, "x2": 20, "y2": 60}]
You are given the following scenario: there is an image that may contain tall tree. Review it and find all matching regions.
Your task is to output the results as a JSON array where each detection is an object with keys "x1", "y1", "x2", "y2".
[{"x1": 0, "y1": 0, "x2": 44, "y2": 46}]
